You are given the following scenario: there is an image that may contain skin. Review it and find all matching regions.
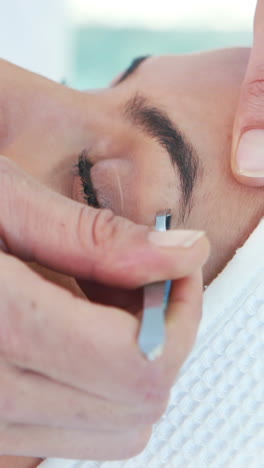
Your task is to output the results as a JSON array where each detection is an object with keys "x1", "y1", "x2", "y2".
[{"x1": 0, "y1": 47, "x2": 263, "y2": 467}]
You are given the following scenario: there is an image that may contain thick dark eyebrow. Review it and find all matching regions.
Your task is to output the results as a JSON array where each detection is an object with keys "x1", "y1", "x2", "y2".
[
  {"x1": 114, "y1": 56, "x2": 150, "y2": 85},
  {"x1": 124, "y1": 94, "x2": 199, "y2": 221}
]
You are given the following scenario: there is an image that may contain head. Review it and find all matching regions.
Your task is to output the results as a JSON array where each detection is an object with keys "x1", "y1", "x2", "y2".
[{"x1": 0, "y1": 47, "x2": 263, "y2": 292}]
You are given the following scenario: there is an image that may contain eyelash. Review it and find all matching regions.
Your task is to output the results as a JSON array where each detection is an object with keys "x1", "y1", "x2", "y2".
[{"x1": 76, "y1": 151, "x2": 100, "y2": 208}]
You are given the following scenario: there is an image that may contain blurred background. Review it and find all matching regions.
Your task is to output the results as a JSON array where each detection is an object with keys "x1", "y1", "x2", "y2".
[{"x1": 0, "y1": 0, "x2": 257, "y2": 89}]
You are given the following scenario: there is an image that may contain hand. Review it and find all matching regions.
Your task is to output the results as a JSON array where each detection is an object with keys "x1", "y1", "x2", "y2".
[
  {"x1": 231, "y1": 0, "x2": 264, "y2": 186},
  {"x1": 0, "y1": 156, "x2": 209, "y2": 460}
]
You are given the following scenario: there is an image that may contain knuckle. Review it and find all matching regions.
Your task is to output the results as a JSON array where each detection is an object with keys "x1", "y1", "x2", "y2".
[
  {"x1": 246, "y1": 76, "x2": 264, "y2": 100},
  {"x1": 128, "y1": 426, "x2": 153, "y2": 458},
  {"x1": 132, "y1": 398, "x2": 169, "y2": 427},
  {"x1": 77, "y1": 205, "x2": 137, "y2": 279},
  {"x1": 135, "y1": 365, "x2": 171, "y2": 408},
  {"x1": 241, "y1": 77, "x2": 264, "y2": 126},
  {"x1": 110, "y1": 427, "x2": 152, "y2": 460},
  {"x1": 149, "y1": 398, "x2": 169, "y2": 423},
  {"x1": 90, "y1": 208, "x2": 117, "y2": 248},
  {"x1": 0, "y1": 157, "x2": 20, "y2": 245},
  {"x1": 77, "y1": 206, "x2": 115, "y2": 252},
  {"x1": 0, "y1": 156, "x2": 17, "y2": 199},
  {"x1": 88, "y1": 207, "x2": 136, "y2": 251}
]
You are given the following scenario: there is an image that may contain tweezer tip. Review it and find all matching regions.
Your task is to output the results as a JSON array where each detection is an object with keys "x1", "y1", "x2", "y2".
[
  {"x1": 147, "y1": 345, "x2": 164, "y2": 361},
  {"x1": 155, "y1": 209, "x2": 172, "y2": 217}
]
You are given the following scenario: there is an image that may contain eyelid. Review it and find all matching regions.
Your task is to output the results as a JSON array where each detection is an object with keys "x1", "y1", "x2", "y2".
[{"x1": 90, "y1": 158, "x2": 132, "y2": 215}]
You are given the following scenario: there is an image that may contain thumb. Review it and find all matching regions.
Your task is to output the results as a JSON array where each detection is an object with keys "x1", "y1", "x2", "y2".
[
  {"x1": 231, "y1": 0, "x2": 264, "y2": 187},
  {"x1": 0, "y1": 156, "x2": 209, "y2": 288}
]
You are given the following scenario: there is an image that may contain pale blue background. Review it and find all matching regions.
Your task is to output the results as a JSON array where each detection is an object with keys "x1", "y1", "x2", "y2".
[{"x1": 71, "y1": 27, "x2": 252, "y2": 89}]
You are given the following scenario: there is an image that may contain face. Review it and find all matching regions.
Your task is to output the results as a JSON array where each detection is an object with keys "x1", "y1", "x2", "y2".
[{"x1": 0, "y1": 48, "x2": 263, "y2": 291}]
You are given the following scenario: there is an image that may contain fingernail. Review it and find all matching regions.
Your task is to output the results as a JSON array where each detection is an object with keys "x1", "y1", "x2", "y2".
[
  {"x1": 148, "y1": 230, "x2": 205, "y2": 247},
  {"x1": 236, "y1": 130, "x2": 264, "y2": 176}
]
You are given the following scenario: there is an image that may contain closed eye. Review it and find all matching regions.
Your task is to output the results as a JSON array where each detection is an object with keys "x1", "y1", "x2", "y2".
[{"x1": 76, "y1": 151, "x2": 100, "y2": 208}]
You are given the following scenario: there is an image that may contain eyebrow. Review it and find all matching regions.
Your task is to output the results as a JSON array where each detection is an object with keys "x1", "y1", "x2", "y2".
[
  {"x1": 114, "y1": 56, "x2": 150, "y2": 85},
  {"x1": 123, "y1": 94, "x2": 199, "y2": 221}
]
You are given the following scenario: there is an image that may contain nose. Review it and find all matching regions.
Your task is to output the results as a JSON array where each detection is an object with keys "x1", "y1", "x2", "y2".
[{"x1": 86, "y1": 88, "x2": 106, "y2": 94}]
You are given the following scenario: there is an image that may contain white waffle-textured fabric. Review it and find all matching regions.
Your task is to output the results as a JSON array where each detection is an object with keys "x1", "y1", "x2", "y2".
[{"x1": 39, "y1": 219, "x2": 264, "y2": 468}]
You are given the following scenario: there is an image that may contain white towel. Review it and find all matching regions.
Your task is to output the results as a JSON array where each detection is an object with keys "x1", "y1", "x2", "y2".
[{"x1": 39, "y1": 219, "x2": 264, "y2": 468}]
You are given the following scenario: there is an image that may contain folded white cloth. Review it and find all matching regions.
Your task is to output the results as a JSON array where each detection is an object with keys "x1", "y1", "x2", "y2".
[{"x1": 39, "y1": 219, "x2": 264, "y2": 468}]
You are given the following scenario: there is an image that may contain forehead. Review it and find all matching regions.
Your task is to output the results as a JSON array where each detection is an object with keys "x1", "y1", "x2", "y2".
[
  {"x1": 118, "y1": 49, "x2": 248, "y2": 188},
  {"x1": 122, "y1": 50, "x2": 247, "y2": 142},
  {"x1": 131, "y1": 50, "x2": 248, "y2": 101}
]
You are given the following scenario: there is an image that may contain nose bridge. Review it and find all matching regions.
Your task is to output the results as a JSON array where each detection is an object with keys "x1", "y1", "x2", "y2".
[
  {"x1": 75, "y1": 87, "x2": 123, "y2": 135},
  {"x1": 80, "y1": 87, "x2": 117, "y2": 115}
]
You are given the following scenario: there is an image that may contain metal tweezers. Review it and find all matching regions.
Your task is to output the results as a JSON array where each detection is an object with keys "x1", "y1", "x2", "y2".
[{"x1": 138, "y1": 210, "x2": 172, "y2": 361}]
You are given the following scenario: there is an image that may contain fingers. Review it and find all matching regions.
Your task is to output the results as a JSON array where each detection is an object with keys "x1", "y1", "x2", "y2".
[
  {"x1": 0, "y1": 252, "x2": 139, "y2": 403},
  {"x1": 0, "y1": 250, "x2": 204, "y2": 460},
  {"x1": 0, "y1": 156, "x2": 209, "y2": 287},
  {"x1": 0, "y1": 251, "x2": 204, "y2": 411},
  {"x1": 0, "y1": 359, "x2": 166, "y2": 432},
  {"x1": 0, "y1": 422, "x2": 152, "y2": 460},
  {"x1": 167, "y1": 269, "x2": 203, "y2": 352},
  {"x1": 153, "y1": 269, "x2": 203, "y2": 388},
  {"x1": 231, "y1": 0, "x2": 264, "y2": 186},
  {"x1": 0, "y1": 251, "x2": 172, "y2": 412}
]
